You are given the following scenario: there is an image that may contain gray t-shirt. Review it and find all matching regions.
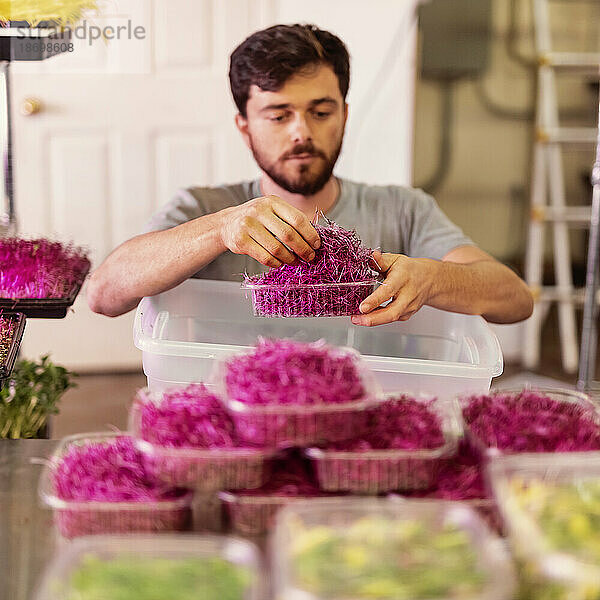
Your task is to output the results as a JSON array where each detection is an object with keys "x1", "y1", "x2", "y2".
[{"x1": 144, "y1": 178, "x2": 474, "y2": 282}]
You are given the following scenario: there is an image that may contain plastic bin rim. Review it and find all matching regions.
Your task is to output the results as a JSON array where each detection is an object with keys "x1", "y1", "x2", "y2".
[{"x1": 134, "y1": 336, "x2": 503, "y2": 377}]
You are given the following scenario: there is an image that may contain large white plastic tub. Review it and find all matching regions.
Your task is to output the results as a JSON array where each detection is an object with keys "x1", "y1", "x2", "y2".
[{"x1": 134, "y1": 279, "x2": 503, "y2": 395}]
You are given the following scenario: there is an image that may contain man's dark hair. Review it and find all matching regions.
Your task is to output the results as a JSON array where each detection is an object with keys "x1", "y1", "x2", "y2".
[{"x1": 229, "y1": 24, "x2": 350, "y2": 117}]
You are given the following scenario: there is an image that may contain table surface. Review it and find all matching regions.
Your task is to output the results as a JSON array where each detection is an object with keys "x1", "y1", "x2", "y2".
[
  {"x1": 0, "y1": 440, "x2": 57, "y2": 600},
  {"x1": 0, "y1": 439, "x2": 269, "y2": 600}
]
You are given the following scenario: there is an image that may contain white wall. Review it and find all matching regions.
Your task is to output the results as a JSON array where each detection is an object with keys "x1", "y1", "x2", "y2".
[
  {"x1": 11, "y1": 0, "x2": 418, "y2": 371},
  {"x1": 272, "y1": 0, "x2": 419, "y2": 185}
]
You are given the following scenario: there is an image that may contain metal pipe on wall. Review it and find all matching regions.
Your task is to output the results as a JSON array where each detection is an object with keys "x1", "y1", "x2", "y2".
[
  {"x1": 577, "y1": 82, "x2": 600, "y2": 393},
  {"x1": 0, "y1": 60, "x2": 15, "y2": 236}
]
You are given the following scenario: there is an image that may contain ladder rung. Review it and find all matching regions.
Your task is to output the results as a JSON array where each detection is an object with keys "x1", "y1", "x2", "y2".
[
  {"x1": 534, "y1": 286, "x2": 600, "y2": 304},
  {"x1": 540, "y1": 52, "x2": 600, "y2": 72},
  {"x1": 531, "y1": 206, "x2": 592, "y2": 223},
  {"x1": 537, "y1": 127, "x2": 598, "y2": 145}
]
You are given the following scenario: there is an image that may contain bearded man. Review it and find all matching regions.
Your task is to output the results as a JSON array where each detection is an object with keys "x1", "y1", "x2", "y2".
[{"x1": 88, "y1": 24, "x2": 533, "y2": 325}]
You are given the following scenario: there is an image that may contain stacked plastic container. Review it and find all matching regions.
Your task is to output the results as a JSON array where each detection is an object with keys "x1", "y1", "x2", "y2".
[
  {"x1": 213, "y1": 344, "x2": 380, "y2": 448},
  {"x1": 37, "y1": 275, "x2": 509, "y2": 596},
  {"x1": 33, "y1": 534, "x2": 263, "y2": 600},
  {"x1": 36, "y1": 337, "x2": 474, "y2": 540},
  {"x1": 488, "y1": 454, "x2": 600, "y2": 599},
  {"x1": 273, "y1": 497, "x2": 516, "y2": 600},
  {"x1": 38, "y1": 432, "x2": 194, "y2": 539},
  {"x1": 305, "y1": 394, "x2": 460, "y2": 494},
  {"x1": 130, "y1": 388, "x2": 274, "y2": 491},
  {"x1": 460, "y1": 388, "x2": 600, "y2": 459}
]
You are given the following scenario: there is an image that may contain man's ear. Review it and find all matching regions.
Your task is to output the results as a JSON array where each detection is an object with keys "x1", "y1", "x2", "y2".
[
  {"x1": 343, "y1": 102, "x2": 348, "y2": 126},
  {"x1": 235, "y1": 113, "x2": 251, "y2": 149}
]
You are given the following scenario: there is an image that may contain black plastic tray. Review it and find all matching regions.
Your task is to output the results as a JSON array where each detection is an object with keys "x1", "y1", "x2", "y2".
[
  {"x1": 0, "y1": 261, "x2": 90, "y2": 319},
  {"x1": 0, "y1": 311, "x2": 26, "y2": 383}
]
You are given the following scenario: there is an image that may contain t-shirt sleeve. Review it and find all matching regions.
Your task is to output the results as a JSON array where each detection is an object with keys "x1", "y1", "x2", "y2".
[
  {"x1": 141, "y1": 188, "x2": 209, "y2": 234},
  {"x1": 400, "y1": 188, "x2": 475, "y2": 259}
]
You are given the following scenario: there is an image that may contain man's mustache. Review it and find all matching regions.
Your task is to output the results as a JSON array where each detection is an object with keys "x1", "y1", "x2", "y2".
[{"x1": 282, "y1": 144, "x2": 326, "y2": 160}]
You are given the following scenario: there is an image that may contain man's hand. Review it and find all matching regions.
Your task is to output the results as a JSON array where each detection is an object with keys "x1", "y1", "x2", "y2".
[
  {"x1": 351, "y1": 246, "x2": 534, "y2": 326},
  {"x1": 351, "y1": 251, "x2": 436, "y2": 327},
  {"x1": 220, "y1": 195, "x2": 321, "y2": 268}
]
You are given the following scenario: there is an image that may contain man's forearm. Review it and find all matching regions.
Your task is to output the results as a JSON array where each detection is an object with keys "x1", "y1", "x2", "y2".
[
  {"x1": 87, "y1": 209, "x2": 232, "y2": 317},
  {"x1": 427, "y1": 259, "x2": 533, "y2": 324}
]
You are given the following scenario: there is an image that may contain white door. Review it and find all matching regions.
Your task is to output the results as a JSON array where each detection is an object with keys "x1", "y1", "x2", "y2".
[{"x1": 11, "y1": 0, "x2": 417, "y2": 371}]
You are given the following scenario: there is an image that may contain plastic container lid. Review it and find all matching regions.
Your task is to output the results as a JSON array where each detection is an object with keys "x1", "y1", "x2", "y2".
[
  {"x1": 488, "y1": 452, "x2": 600, "y2": 585},
  {"x1": 32, "y1": 534, "x2": 263, "y2": 600},
  {"x1": 272, "y1": 497, "x2": 516, "y2": 600}
]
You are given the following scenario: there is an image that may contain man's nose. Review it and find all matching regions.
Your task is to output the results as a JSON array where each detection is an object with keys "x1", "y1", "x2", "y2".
[{"x1": 289, "y1": 114, "x2": 312, "y2": 143}]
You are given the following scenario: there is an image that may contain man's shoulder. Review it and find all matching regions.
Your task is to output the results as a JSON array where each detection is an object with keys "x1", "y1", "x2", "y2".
[
  {"x1": 339, "y1": 178, "x2": 432, "y2": 211},
  {"x1": 181, "y1": 180, "x2": 258, "y2": 209}
]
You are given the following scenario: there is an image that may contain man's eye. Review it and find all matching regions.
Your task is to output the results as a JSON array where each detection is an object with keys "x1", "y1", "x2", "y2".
[
  {"x1": 314, "y1": 111, "x2": 331, "y2": 119},
  {"x1": 269, "y1": 114, "x2": 287, "y2": 122}
]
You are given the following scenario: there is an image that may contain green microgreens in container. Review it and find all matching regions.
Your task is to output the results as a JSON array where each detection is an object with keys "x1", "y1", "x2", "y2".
[
  {"x1": 0, "y1": 355, "x2": 76, "y2": 438},
  {"x1": 65, "y1": 554, "x2": 251, "y2": 600}
]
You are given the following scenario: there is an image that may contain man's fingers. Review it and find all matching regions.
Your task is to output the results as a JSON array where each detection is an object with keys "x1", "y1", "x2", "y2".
[
  {"x1": 241, "y1": 235, "x2": 283, "y2": 268},
  {"x1": 271, "y1": 201, "x2": 321, "y2": 250},
  {"x1": 351, "y1": 306, "x2": 397, "y2": 327},
  {"x1": 359, "y1": 283, "x2": 393, "y2": 314},
  {"x1": 245, "y1": 221, "x2": 297, "y2": 265},
  {"x1": 370, "y1": 250, "x2": 396, "y2": 274},
  {"x1": 351, "y1": 301, "x2": 416, "y2": 327},
  {"x1": 359, "y1": 273, "x2": 406, "y2": 313},
  {"x1": 259, "y1": 212, "x2": 316, "y2": 262}
]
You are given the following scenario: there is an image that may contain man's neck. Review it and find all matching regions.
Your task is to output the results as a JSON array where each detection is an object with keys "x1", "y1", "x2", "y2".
[{"x1": 259, "y1": 174, "x2": 339, "y2": 218}]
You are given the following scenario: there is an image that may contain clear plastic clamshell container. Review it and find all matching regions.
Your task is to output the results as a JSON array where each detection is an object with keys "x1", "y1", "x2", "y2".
[
  {"x1": 272, "y1": 497, "x2": 516, "y2": 600},
  {"x1": 33, "y1": 534, "x2": 263, "y2": 600},
  {"x1": 0, "y1": 311, "x2": 26, "y2": 384},
  {"x1": 38, "y1": 432, "x2": 193, "y2": 539},
  {"x1": 488, "y1": 453, "x2": 600, "y2": 597},
  {"x1": 460, "y1": 387, "x2": 600, "y2": 459},
  {"x1": 242, "y1": 280, "x2": 378, "y2": 318},
  {"x1": 212, "y1": 344, "x2": 380, "y2": 448},
  {"x1": 130, "y1": 388, "x2": 275, "y2": 490},
  {"x1": 134, "y1": 279, "x2": 503, "y2": 394},
  {"x1": 305, "y1": 394, "x2": 461, "y2": 493}
]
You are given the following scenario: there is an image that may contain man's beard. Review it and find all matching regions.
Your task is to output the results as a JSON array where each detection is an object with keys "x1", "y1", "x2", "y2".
[{"x1": 249, "y1": 134, "x2": 343, "y2": 196}]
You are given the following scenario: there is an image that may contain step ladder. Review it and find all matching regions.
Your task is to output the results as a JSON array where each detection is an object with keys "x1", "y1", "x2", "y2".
[{"x1": 523, "y1": 0, "x2": 600, "y2": 373}]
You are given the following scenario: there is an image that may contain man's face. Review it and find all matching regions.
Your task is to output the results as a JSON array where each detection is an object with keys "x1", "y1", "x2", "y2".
[{"x1": 238, "y1": 63, "x2": 347, "y2": 196}]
